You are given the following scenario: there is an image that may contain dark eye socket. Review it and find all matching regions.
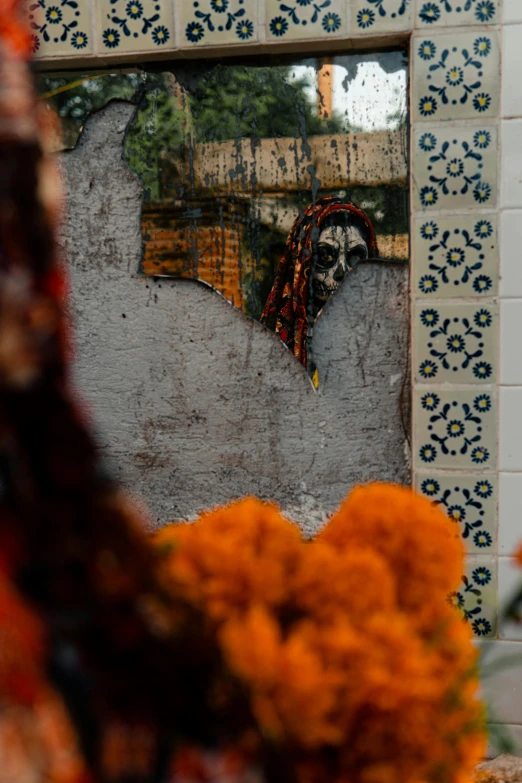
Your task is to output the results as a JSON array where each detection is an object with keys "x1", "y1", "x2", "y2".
[
  {"x1": 347, "y1": 245, "x2": 369, "y2": 265},
  {"x1": 316, "y1": 244, "x2": 338, "y2": 269}
]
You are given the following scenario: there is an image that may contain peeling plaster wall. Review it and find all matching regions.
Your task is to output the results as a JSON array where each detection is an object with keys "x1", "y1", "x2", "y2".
[{"x1": 59, "y1": 102, "x2": 410, "y2": 533}]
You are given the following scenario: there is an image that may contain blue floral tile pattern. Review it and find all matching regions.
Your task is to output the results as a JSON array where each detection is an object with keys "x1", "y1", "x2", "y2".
[
  {"x1": 416, "y1": 0, "x2": 498, "y2": 28},
  {"x1": 414, "y1": 214, "x2": 498, "y2": 298},
  {"x1": 414, "y1": 303, "x2": 498, "y2": 385},
  {"x1": 98, "y1": 0, "x2": 175, "y2": 53},
  {"x1": 266, "y1": 0, "x2": 346, "y2": 41},
  {"x1": 414, "y1": 126, "x2": 497, "y2": 211},
  {"x1": 351, "y1": 0, "x2": 413, "y2": 33},
  {"x1": 447, "y1": 558, "x2": 497, "y2": 638},
  {"x1": 27, "y1": 0, "x2": 94, "y2": 57},
  {"x1": 415, "y1": 389, "x2": 497, "y2": 470},
  {"x1": 416, "y1": 474, "x2": 497, "y2": 554},
  {"x1": 414, "y1": 32, "x2": 499, "y2": 122},
  {"x1": 180, "y1": 0, "x2": 257, "y2": 47}
]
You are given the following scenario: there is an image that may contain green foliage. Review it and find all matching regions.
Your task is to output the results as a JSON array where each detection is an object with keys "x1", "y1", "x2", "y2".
[
  {"x1": 124, "y1": 65, "x2": 347, "y2": 200},
  {"x1": 37, "y1": 72, "x2": 143, "y2": 148},
  {"x1": 186, "y1": 64, "x2": 345, "y2": 143},
  {"x1": 124, "y1": 73, "x2": 191, "y2": 201},
  {"x1": 38, "y1": 71, "x2": 188, "y2": 199}
]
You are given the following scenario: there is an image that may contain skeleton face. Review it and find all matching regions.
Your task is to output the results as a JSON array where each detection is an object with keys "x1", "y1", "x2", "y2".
[{"x1": 311, "y1": 223, "x2": 369, "y2": 304}]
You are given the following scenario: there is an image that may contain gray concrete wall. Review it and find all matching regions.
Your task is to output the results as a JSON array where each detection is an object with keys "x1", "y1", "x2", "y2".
[{"x1": 58, "y1": 101, "x2": 410, "y2": 535}]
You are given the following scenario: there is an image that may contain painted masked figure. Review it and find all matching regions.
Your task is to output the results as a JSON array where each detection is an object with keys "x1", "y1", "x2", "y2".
[{"x1": 261, "y1": 196, "x2": 379, "y2": 374}]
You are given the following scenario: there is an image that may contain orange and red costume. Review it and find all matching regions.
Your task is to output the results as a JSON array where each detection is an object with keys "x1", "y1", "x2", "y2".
[{"x1": 260, "y1": 196, "x2": 379, "y2": 369}]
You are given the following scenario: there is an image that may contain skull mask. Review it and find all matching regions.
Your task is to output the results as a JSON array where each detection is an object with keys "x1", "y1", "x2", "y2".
[{"x1": 311, "y1": 221, "x2": 369, "y2": 311}]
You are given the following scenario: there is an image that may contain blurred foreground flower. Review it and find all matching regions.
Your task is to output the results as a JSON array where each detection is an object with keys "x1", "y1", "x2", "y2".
[{"x1": 156, "y1": 485, "x2": 486, "y2": 783}]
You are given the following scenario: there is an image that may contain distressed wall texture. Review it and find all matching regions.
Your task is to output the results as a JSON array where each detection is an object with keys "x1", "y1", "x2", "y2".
[{"x1": 59, "y1": 102, "x2": 410, "y2": 534}]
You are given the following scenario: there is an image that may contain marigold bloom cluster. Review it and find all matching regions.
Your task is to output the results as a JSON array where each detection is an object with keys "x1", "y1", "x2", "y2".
[{"x1": 156, "y1": 484, "x2": 486, "y2": 783}]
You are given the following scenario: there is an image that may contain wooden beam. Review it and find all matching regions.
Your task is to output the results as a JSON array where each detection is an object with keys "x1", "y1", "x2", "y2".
[{"x1": 187, "y1": 130, "x2": 407, "y2": 194}]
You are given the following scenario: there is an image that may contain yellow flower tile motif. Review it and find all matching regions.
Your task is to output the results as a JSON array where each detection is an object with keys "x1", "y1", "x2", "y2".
[
  {"x1": 414, "y1": 214, "x2": 498, "y2": 298},
  {"x1": 416, "y1": 0, "x2": 498, "y2": 28},
  {"x1": 454, "y1": 558, "x2": 497, "y2": 638},
  {"x1": 415, "y1": 389, "x2": 497, "y2": 471},
  {"x1": 414, "y1": 125, "x2": 497, "y2": 212},
  {"x1": 179, "y1": 0, "x2": 257, "y2": 47},
  {"x1": 97, "y1": 0, "x2": 175, "y2": 54},
  {"x1": 415, "y1": 474, "x2": 497, "y2": 555},
  {"x1": 266, "y1": 0, "x2": 346, "y2": 42},
  {"x1": 413, "y1": 32, "x2": 500, "y2": 122},
  {"x1": 351, "y1": 0, "x2": 413, "y2": 34},
  {"x1": 414, "y1": 303, "x2": 498, "y2": 385},
  {"x1": 25, "y1": 0, "x2": 94, "y2": 58}
]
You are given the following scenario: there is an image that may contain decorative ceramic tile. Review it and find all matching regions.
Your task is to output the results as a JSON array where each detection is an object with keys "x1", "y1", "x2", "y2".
[
  {"x1": 25, "y1": 0, "x2": 94, "y2": 58},
  {"x1": 266, "y1": 0, "x2": 346, "y2": 41},
  {"x1": 414, "y1": 32, "x2": 499, "y2": 122},
  {"x1": 414, "y1": 126, "x2": 497, "y2": 212},
  {"x1": 415, "y1": 389, "x2": 497, "y2": 470},
  {"x1": 97, "y1": 0, "x2": 175, "y2": 54},
  {"x1": 414, "y1": 303, "x2": 498, "y2": 385},
  {"x1": 351, "y1": 0, "x2": 413, "y2": 34},
  {"x1": 414, "y1": 214, "x2": 498, "y2": 298},
  {"x1": 180, "y1": 0, "x2": 257, "y2": 47},
  {"x1": 416, "y1": 0, "x2": 499, "y2": 27},
  {"x1": 447, "y1": 557, "x2": 497, "y2": 638},
  {"x1": 415, "y1": 474, "x2": 497, "y2": 553}
]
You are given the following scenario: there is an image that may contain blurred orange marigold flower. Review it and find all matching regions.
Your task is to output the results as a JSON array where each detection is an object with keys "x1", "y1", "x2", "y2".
[
  {"x1": 320, "y1": 482, "x2": 464, "y2": 615},
  {"x1": 155, "y1": 484, "x2": 485, "y2": 783}
]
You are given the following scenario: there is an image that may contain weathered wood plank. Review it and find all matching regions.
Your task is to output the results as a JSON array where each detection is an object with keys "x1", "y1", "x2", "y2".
[{"x1": 190, "y1": 131, "x2": 407, "y2": 193}]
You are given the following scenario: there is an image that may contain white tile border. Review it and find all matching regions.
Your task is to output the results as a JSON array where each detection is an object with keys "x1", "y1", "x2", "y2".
[
  {"x1": 503, "y1": 0, "x2": 522, "y2": 25},
  {"x1": 501, "y1": 120, "x2": 522, "y2": 209},
  {"x1": 499, "y1": 18, "x2": 522, "y2": 703},
  {"x1": 501, "y1": 25, "x2": 522, "y2": 118},
  {"x1": 499, "y1": 473, "x2": 522, "y2": 556},
  {"x1": 498, "y1": 557, "x2": 522, "y2": 640},
  {"x1": 479, "y1": 641, "x2": 522, "y2": 725},
  {"x1": 500, "y1": 388, "x2": 522, "y2": 471},
  {"x1": 500, "y1": 210, "x2": 522, "y2": 297},
  {"x1": 500, "y1": 300, "x2": 522, "y2": 384}
]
